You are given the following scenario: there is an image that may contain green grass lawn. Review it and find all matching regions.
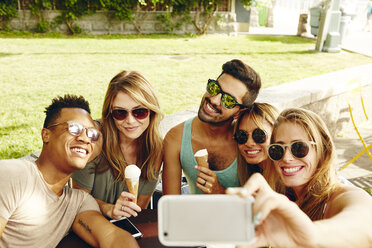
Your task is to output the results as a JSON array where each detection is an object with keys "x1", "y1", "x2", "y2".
[{"x1": 1, "y1": 33, "x2": 371, "y2": 159}]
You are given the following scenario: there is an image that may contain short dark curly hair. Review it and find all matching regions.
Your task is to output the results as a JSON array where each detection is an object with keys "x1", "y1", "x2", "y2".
[
  {"x1": 218, "y1": 59, "x2": 261, "y2": 106},
  {"x1": 43, "y1": 94, "x2": 91, "y2": 128}
]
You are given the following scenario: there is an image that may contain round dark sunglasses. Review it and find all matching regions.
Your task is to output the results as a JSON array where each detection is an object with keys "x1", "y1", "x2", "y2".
[
  {"x1": 47, "y1": 121, "x2": 100, "y2": 142},
  {"x1": 267, "y1": 141, "x2": 316, "y2": 161},
  {"x1": 206, "y1": 79, "x2": 247, "y2": 109},
  {"x1": 111, "y1": 108, "x2": 149, "y2": 121},
  {"x1": 233, "y1": 128, "x2": 267, "y2": 144}
]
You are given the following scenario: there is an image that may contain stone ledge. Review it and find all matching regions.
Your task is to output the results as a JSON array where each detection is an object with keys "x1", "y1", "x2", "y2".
[
  {"x1": 258, "y1": 63, "x2": 372, "y2": 138},
  {"x1": 257, "y1": 63, "x2": 372, "y2": 111}
]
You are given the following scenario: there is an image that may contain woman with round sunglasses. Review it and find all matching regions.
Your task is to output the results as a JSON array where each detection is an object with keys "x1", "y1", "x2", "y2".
[
  {"x1": 229, "y1": 108, "x2": 372, "y2": 247},
  {"x1": 233, "y1": 103, "x2": 279, "y2": 185},
  {"x1": 72, "y1": 70, "x2": 163, "y2": 220}
]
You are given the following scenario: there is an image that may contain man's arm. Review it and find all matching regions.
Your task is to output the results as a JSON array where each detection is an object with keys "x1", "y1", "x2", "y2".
[
  {"x1": 0, "y1": 217, "x2": 6, "y2": 238},
  {"x1": 162, "y1": 124, "x2": 183, "y2": 195},
  {"x1": 72, "y1": 210, "x2": 139, "y2": 248}
]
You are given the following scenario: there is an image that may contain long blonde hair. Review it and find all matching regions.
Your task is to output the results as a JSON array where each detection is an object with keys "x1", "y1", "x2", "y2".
[
  {"x1": 267, "y1": 108, "x2": 340, "y2": 220},
  {"x1": 100, "y1": 70, "x2": 163, "y2": 181},
  {"x1": 234, "y1": 103, "x2": 279, "y2": 185}
]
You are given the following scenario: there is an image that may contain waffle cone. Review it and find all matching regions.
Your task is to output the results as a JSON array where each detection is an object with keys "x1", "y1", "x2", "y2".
[
  {"x1": 125, "y1": 178, "x2": 139, "y2": 204},
  {"x1": 194, "y1": 149, "x2": 209, "y2": 168}
]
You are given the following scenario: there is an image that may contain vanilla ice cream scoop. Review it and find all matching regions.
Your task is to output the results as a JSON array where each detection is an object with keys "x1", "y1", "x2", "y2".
[
  {"x1": 194, "y1": 149, "x2": 209, "y2": 168},
  {"x1": 194, "y1": 149, "x2": 208, "y2": 157},
  {"x1": 125, "y1": 164, "x2": 141, "y2": 179},
  {"x1": 125, "y1": 164, "x2": 141, "y2": 204}
]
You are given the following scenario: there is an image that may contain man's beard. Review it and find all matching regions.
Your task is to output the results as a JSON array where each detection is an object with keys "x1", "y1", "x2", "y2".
[{"x1": 198, "y1": 97, "x2": 233, "y2": 126}]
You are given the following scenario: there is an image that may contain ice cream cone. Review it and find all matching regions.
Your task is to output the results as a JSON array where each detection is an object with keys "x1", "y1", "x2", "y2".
[
  {"x1": 125, "y1": 178, "x2": 139, "y2": 204},
  {"x1": 194, "y1": 149, "x2": 209, "y2": 168},
  {"x1": 125, "y1": 164, "x2": 141, "y2": 204}
]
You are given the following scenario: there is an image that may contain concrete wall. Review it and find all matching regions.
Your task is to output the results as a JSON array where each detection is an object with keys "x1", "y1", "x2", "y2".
[{"x1": 8, "y1": 10, "x2": 237, "y2": 35}]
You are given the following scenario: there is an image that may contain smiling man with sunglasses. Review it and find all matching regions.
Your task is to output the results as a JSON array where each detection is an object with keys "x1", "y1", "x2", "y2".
[
  {"x1": 163, "y1": 59, "x2": 261, "y2": 195},
  {"x1": 0, "y1": 95, "x2": 139, "y2": 248}
]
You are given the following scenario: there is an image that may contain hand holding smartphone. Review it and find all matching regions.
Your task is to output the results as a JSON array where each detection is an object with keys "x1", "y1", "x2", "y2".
[{"x1": 158, "y1": 194, "x2": 255, "y2": 246}]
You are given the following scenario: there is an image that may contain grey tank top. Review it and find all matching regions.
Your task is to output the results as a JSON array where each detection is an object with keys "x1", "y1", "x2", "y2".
[{"x1": 180, "y1": 117, "x2": 240, "y2": 194}]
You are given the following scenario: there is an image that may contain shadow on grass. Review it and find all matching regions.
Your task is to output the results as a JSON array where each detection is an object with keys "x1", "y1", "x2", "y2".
[
  {"x1": 0, "y1": 52, "x2": 21, "y2": 58},
  {"x1": 246, "y1": 35, "x2": 315, "y2": 44},
  {"x1": 0, "y1": 123, "x2": 29, "y2": 136}
]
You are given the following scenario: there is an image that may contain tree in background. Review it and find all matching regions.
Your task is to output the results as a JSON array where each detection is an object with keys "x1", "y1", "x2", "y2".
[
  {"x1": 0, "y1": 0, "x2": 18, "y2": 30},
  {"x1": 29, "y1": 0, "x2": 54, "y2": 32},
  {"x1": 101, "y1": 0, "x2": 163, "y2": 34},
  {"x1": 55, "y1": 0, "x2": 101, "y2": 34},
  {"x1": 3, "y1": 0, "x2": 241, "y2": 35},
  {"x1": 172, "y1": 0, "x2": 221, "y2": 34}
]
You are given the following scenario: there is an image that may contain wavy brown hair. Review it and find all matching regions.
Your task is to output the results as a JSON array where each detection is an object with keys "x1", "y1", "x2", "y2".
[
  {"x1": 99, "y1": 70, "x2": 163, "y2": 182},
  {"x1": 267, "y1": 108, "x2": 340, "y2": 220},
  {"x1": 234, "y1": 103, "x2": 279, "y2": 185}
]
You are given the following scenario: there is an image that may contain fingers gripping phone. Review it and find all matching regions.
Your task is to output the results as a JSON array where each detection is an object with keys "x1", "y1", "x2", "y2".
[
  {"x1": 158, "y1": 194, "x2": 255, "y2": 246},
  {"x1": 110, "y1": 217, "x2": 143, "y2": 239}
]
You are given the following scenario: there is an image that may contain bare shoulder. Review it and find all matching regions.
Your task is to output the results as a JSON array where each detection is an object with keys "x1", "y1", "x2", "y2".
[
  {"x1": 327, "y1": 184, "x2": 372, "y2": 216},
  {"x1": 332, "y1": 184, "x2": 371, "y2": 201},
  {"x1": 163, "y1": 122, "x2": 185, "y2": 146}
]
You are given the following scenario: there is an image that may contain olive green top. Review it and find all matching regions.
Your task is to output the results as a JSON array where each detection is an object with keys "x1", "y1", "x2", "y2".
[{"x1": 72, "y1": 154, "x2": 159, "y2": 204}]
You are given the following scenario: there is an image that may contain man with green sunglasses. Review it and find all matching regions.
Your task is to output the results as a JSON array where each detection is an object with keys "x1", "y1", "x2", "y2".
[{"x1": 163, "y1": 59, "x2": 261, "y2": 195}]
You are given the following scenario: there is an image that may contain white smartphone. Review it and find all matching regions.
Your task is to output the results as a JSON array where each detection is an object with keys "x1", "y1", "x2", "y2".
[
  {"x1": 158, "y1": 194, "x2": 255, "y2": 246},
  {"x1": 110, "y1": 217, "x2": 143, "y2": 239}
]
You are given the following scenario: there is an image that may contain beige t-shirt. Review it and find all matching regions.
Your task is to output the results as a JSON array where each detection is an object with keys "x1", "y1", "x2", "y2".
[{"x1": 0, "y1": 159, "x2": 100, "y2": 248}]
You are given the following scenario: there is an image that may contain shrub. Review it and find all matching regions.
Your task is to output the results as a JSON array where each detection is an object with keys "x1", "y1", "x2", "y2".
[
  {"x1": 55, "y1": 0, "x2": 101, "y2": 34},
  {"x1": 0, "y1": 0, "x2": 18, "y2": 29}
]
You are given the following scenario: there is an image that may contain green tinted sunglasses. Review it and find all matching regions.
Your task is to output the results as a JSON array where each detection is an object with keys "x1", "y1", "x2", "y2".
[{"x1": 206, "y1": 79, "x2": 247, "y2": 109}]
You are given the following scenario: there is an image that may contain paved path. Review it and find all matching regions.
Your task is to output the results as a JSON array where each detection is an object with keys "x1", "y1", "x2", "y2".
[
  {"x1": 335, "y1": 125, "x2": 372, "y2": 187},
  {"x1": 342, "y1": 29, "x2": 372, "y2": 58},
  {"x1": 248, "y1": 21, "x2": 372, "y2": 58}
]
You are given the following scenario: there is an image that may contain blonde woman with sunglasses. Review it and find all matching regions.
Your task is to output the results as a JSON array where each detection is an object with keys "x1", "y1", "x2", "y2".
[
  {"x1": 72, "y1": 70, "x2": 163, "y2": 220},
  {"x1": 229, "y1": 108, "x2": 372, "y2": 247},
  {"x1": 233, "y1": 103, "x2": 279, "y2": 185}
]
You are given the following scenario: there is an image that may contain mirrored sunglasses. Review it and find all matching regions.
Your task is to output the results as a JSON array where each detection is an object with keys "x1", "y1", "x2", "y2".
[
  {"x1": 267, "y1": 141, "x2": 316, "y2": 161},
  {"x1": 206, "y1": 79, "x2": 247, "y2": 109},
  {"x1": 111, "y1": 108, "x2": 149, "y2": 120},
  {"x1": 233, "y1": 128, "x2": 267, "y2": 144},
  {"x1": 47, "y1": 121, "x2": 100, "y2": 142}
]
